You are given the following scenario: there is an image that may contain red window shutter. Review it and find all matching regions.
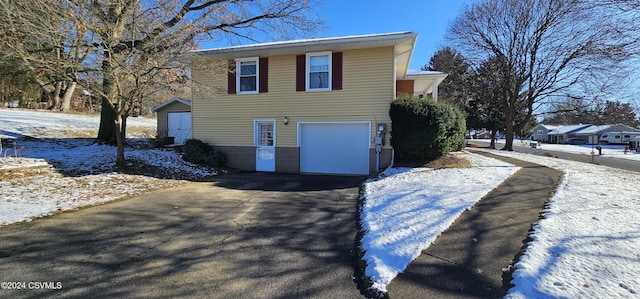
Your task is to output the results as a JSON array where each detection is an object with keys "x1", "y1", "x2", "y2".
[
  {"x1": 259, "y1": 57, "x2": 268, "y2": 93},
  {"x1": 296, "y1": 54, "x2": 305, "y2": 91},
  {"x1": 332, "y1": 52, "x2": 343, "y2": 90},
  {"x1": 227, "y1": 60, "x2": 236, "y2": 94}
]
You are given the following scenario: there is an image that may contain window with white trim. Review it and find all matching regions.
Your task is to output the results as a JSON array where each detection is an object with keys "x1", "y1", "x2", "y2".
[
  {"x1": 306, "y1": 52, "x2": 331, "y2": 91},
  {"x1": 237, "y1": 57, "x2": 258, "y2": 94}
]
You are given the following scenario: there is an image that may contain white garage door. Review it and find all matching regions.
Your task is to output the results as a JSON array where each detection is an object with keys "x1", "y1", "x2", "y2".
[
  {"x1": 299, "y1": 122, "x2": 370, "y2": 175},
  {"x1": 167, "y1": 112, "x2": 191, "y2": 144}
]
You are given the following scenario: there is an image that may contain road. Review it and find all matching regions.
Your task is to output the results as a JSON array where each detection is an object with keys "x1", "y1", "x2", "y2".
[{"x1": 469, "y1": 140, "x2": 640, "y2": 173}]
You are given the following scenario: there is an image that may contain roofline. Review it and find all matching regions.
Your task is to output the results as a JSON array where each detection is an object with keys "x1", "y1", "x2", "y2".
[
  {"x1": 150, "y1": 97, "x2": 191, "y2": 113},
  {"x1": 542, "y1": 123, "x2": 640, "y2": 135},
  {"x1": 187, "y1": 31, "x2": 419, "y2": 81},
  {"x1": 193, "y1": 32, "x2": 417, "y2": 55},
  {"x1": 404, "y1": 70, "x2": 448, "y2": 80}
]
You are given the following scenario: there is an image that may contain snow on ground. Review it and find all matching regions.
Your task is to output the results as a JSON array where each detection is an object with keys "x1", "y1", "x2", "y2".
[
  {"x1": 362, "y1": 141, "x2": 640, "y2": 298},
  {"x1": 473, "y1": 149, "x2": 640, "y2": 299},
  {"x1": 1, "y1": 168, "x2": 184, "y2": 227},
  {"x1": 494, "y1": 138, "x2": 640, "y2": 161},
  {"x1": 361, "y1": 152, "x2": 520, "y2": 293},
  {"x1": 0, "y1": 108, "x2": 156, "y2": 139},
  {"x1": 0, "y1": 109, "x2": 216, "y2": 226},
  {"x1": 4, "y1": 109, "x2": 640, "y2": 298}
]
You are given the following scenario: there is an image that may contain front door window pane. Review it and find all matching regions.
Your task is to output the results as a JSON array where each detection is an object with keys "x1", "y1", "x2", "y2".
[{"x1": 258, "y1": 123, "x2": 274, "y2": 146}]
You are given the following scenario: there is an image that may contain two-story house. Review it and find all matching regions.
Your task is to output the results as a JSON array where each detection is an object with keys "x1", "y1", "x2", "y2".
[{"x1": 188, "y1": 32, "x2": 447, "y2": 175}]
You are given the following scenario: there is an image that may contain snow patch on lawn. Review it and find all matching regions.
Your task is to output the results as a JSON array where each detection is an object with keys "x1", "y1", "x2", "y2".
[
  {"x1": 0, "y1": 157, "x2": 49, "y2": 170},
  {"x1": 493, "y1": 138, "x2": 640, "y2": 161},
  {"x1": 0, "y1": 109, "x2": 155, "y2": 139},
  {"x1": 476, "y1": 149, "x2": 640, "y2": 299},
  {"x1": 360, "y1": 152, "x2": 520, "y2": 293},
  {"x1": 0, "y1": 109, "x2": 216, "y2": 226},
  {"x1": 1, "y1": 168, "x2": 184, "y2": 225}
]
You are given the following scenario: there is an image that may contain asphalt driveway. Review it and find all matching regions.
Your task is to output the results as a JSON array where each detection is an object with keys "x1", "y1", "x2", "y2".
[{"x1": 0, "y1": 173, "x2": 364, "y2": 299}]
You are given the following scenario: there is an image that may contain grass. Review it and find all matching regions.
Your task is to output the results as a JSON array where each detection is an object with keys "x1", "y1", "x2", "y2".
[
  {"x1": 126, "y1": 126, "x2": 156, "y2": 138},
  {"x1": 424, "y1": 153, "x2": 472, "y2": 169},
  {"x1": 395, "y1": 152, "x2": 472, "y2": 169}
]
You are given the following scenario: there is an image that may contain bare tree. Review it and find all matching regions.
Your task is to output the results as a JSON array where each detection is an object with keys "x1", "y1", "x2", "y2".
[
  {"x1": 447, "y1": 0, "x2": 635, "y2": 150},
  {"x1": 0, "y1": 0, "x2": 88, "y2": 112},
  {"x1": 1, "y1": 0, "x2": 320, "y2": 166},
  {"x1": 541, "y1": 97, "x2": 601, "y2": 125},
  {"x1": 602, "y1": 100, "x2": 640, "y2": 128}
]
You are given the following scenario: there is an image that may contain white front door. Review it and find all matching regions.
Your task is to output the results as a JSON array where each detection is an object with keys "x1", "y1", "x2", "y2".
[{"x1": 255, "y1": 120, "x2": 275, "y2": 172}]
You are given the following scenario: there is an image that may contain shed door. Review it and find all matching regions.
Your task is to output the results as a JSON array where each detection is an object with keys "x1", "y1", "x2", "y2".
[
  {"x1": 167, "y1": 112, "x2": 191, "y2": 144},
  {"x1": 299, "y1": 122, "x2": 370, "y2": 175}
]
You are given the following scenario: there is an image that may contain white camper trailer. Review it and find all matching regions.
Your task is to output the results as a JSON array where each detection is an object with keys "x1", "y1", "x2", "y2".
[{"x1": 599, "y1": 132, "x2": 640, "y2": 145}]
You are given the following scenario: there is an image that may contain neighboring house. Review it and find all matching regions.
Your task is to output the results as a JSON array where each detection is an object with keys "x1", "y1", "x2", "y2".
[
  {"x1": 150, "y1": 97, "x2": 192, "y2": 145},
  {"x1": 533, "y1": 123, "x2": 640, "y2": 144},
  {"x1": 546, "y1": 124, "x2": 591, "y2": 144},
  {"x1": 572, "y1": 125, "x2": 612, "y2": 144},
  {"x1": 188, "y1": 32, "x2": 447, "y2": 175},
  {"x1": 531, "y1": 124, "x2": 560, "y2": 142}
]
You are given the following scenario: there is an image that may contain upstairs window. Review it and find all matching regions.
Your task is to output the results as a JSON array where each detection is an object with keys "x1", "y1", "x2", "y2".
[
  {"x1": 296, "y1": 52, "x2": 341, "y2": 92},
  {"x1": 306, "y1": 52, "x2": 331, "y2": 91},
  {"x1": 237, "y1": 58, "x2": 258, "y2": 94},
  {"x1": 228, "y1": 57, "x2": 268, "y2": 95}
]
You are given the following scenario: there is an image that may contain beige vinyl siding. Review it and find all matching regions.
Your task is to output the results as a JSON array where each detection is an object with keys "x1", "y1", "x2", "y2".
[
  {"x1": 156, "y1": 101, "x2": 191, "y2": 138},
  {"x1": 191, "y1": 46, "x2": 395, "y2": 148}
]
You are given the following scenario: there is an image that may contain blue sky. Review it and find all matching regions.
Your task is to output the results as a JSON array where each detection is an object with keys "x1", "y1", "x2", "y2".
[
  {"x1": 201, "y1": 1, "x2": 468, "y2": 71},
  {"x1": 313, "y1": 0, "x2": 468, "y2": 70}
]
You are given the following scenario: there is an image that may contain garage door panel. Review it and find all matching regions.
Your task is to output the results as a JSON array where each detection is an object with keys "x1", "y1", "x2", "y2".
[{"x1": 300, "y1": 123, "x2": 370, "y2": 175}]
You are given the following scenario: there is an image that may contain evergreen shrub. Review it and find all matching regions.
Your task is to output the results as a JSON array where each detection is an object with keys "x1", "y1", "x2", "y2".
[
  {"x1": 181, "y1": 139, "x2": 227, "y2": 167},
  {"x1": 389, "y1": 96, "x2": 466, "y2": 163}
]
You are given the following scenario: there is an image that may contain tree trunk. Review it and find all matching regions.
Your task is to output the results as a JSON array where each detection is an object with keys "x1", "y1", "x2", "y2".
[
  {"x1": 97, "y1": 98, "x2": 117, "y2": 144},
  {"x1": 41, "y1": 89, "x2": 51, "y2": 108},
  {"x1": 502, "y1": 98, "x2": 515, "y2": 151},
  {"x1": 86, "y1": 97, "x2": 94, "y2": 113},
  {"x1": 114, "y1": 115, "x2": 126, "y2": 167},
  {"x1": 49, "y1": 81, "x2": 62, "y2": 110},
  {"x1": 60, "y1": 81, "x2": 77, "y2": 112},
  {"x1": 490, "y1": 129, "x2": 497, "y2": 149},
  {"x1": 503, "y1": 125, "x2": 514, "y2": 151},
  {"x1": 97, "y1": 49, "x2": 118, "y2": 145},
  {"x1": 121, "y1": 114, "x2": 128, "y2": 143}
]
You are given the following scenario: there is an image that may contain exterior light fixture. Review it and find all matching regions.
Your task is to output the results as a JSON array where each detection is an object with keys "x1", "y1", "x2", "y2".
[{"x1": 283, "y1": 116, "x2": 289, "y2": 125}]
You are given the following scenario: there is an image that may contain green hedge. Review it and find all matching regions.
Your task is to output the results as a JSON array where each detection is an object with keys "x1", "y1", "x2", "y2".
[
  {"x1": 390, "y1": 96, "x2": 466, "y2": 163},
  {"x1": 181, "y1": 139, "x2": 227, "y2": 167}
]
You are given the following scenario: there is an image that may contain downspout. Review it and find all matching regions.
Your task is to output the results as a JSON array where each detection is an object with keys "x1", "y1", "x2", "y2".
[
  {"x1": 381, "y1": 149, "x2": 395, "y2": 174},
  {"x1": 375, "y1": 134, "x2": 381, "y2": 172}
]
